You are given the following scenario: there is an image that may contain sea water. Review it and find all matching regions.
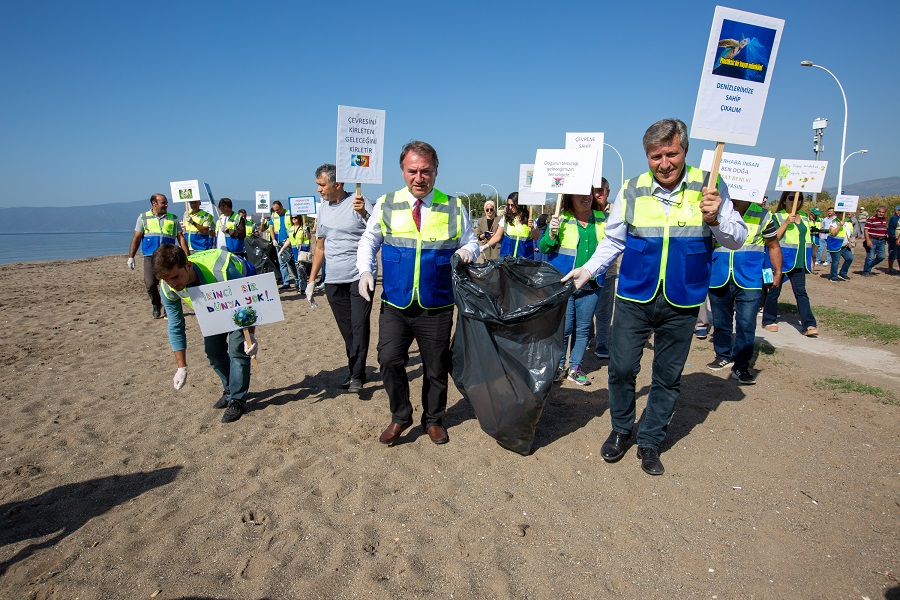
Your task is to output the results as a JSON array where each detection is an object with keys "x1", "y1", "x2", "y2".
[{"x1": 0, "y1": 232, "x2": 135, "y2": 265}]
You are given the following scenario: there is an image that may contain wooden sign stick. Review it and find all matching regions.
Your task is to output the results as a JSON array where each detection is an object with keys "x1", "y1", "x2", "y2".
[
  {"x1": 243, "y1": 329, "x2": 260, "y2": 371},
  {"x1": 707, "y1": 141, "x2": 725, "y2": 192},
  {"x1": 554, "y1": 193, "x2": 563, "y2": 217},
  {"x1": 790, "y1": 191, "x2": 800, "y2": 217}
]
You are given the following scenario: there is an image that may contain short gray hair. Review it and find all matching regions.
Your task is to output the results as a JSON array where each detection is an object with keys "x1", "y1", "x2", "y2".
[
  {"x1": 642, "y1": 118, "x2": 689, "y2": 155},
  {"x1": 400, "y1": 140, "x2": 439, "y2": 169},
  {"x1": 315, "y1": 163, "x2": 338, "y2": 185},
  {"x1": 484, "y1": 200, "x2": 495, "y2": 209}
]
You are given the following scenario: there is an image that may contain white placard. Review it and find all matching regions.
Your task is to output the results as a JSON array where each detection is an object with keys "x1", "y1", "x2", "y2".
[
  {"x1": 774, "y1": 160, "x2": 828, "y2": 192},
  {"x1": 198, "y1": 201, "x2": 214, "y2": 214},
  {"x1": 188, "y1": 272, "x2": 285, "y2": 337},
  {"x1": 517, "y1": 164, "x2": 547, "y2": 206},
  {"x1": 690, "y1": 7, "x2": 784, "y2": 146},
  {"x1": 700, "y1": 149, "x2": 774, "y2": 203},
  {"x1": 565, "y1": 132, "x2": 604, "y2": 187},
  {"x1": 170, "y1": 180, "x2": 201, "y2": 203},
  {"x1": 255, "y1": 191, "x2": 271, "y2": 214},
  {"x1": 289, "y1": 196, "x2": 317, "y2": 217},
  {"x1": 530, "y1": 149, "x2": 597, "y2": 195},
  {"x1": 835, "y1": 194, "x2": 859, "y2": 213},
  {"x1": 336, "y1": 105, "x2": 386, "y2": 184}
]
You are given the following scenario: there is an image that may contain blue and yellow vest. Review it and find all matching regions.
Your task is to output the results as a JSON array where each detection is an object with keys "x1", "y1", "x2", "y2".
[
  {"x1": 220, "y1": 213, "x2": 245, "y2": 254},
  {"x1": 772, "y1": 210, "x2": 813, "y2": 273},
  {"x1": 376, "y1": 188, "x2": 462, "y2": 309},
  {"x1": 288, "y1": 226, "x2": 311, "y2": 261},
  {"x1": 618, "y1": 166, "x2": 714, "y2": 308},
  {"x1": 271, "y1": 210, "x2": 291, "y2": 243},
  {"x1": 826, "y1": 220, "x2": 853, "y2": 252},
  {"x1": 183, "y1": 209, "x2": 215, "y2": 252},
  {"x1": 547, "y1": 209, "x2": 607, "y2": 275},
  {"x1": 159, "y1": 249, "x2": 249, "y2": 308},
  {"x1": 710, "y1": 203, "x2": 770, "y2": 290},
  {"x1": 499, "y1": 218, "x2": 535, "y2": 259},
  {"x1": 140, "y1": 210, "x2": 179, "y2": 256}
]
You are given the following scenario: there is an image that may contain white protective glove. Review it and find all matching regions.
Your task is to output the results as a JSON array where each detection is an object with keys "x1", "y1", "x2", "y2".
[
  {"x1": 173, "y1": 367, "x2": 188, "y2": 390},
  {"x1": 455, "y1": 248, "x2": 474, "y2": 264},
  {"x1": 359, "y1": 271, "x2": 375, "y2": 301},
  {"x1": 561, "y1": 267, "x2": 593, "y2": 290},
  {"x1": 127, "y1": 257, "x2": 135, "y2": 270},
  {"x1": 548, "y1": 216, "x2": 561, "y2": 238},
  {"x1": 243, "y1": 334, "x2": 259, "y2": 358},
  {"x1": 479, "y1": 244, "x2": 489, "y2": 253},
  {"x1": 305, "y1": 282, "x2": 318, "y2": 308}
]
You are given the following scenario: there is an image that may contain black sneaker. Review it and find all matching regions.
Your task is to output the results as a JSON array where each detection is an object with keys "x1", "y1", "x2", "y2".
[
  {"x1": 221, "y1": 403, "x2": 245, "y2": 423},
  {"x1": 838, "y1": 274, "x2": 850, "y2": 281},
  {"x1": 731, "y1": 368, "x2": 757, "y2": 385},
  {"x1": 707, "y1": 357, "x2": 734, "y2": 371},
  {"x1": 152, "y1": 306, "x2": 162, "y2": 319},
  {"x1": 213, "y1": 393, "x2": 229, "y2": 409},
  {"x1": 347, "y1": 378, "x2": 363, "y2": 393}
]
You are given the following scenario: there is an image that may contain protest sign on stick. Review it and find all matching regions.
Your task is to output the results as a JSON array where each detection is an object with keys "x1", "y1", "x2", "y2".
[
  {"x1": 289, "y1": 196, "x2": 316, "y2": 217},
  {"x1": 170, "y1": 180, "x2": 201, "y2": 203},
  {"x1": 691, "y1": 7, "x2": 784, "y2": 147},
  {"x1": 530, "y1": 149, "x2": 597, "y2": 217},
  {"x1": 774, "y1": 159, "x2": 828, "y2": 215},
  {"x1": 255, "y1": 191, "x2": 271, "y2": 214},
  {"x1": 336, "y1": 105, "x2": 386, "y2": 185},
  {"x1": 835, "y1": 194, "x2": 859, "y2": 214},
  {"x1": 700, "y1": 150, "x2": 774, "y2": 203},
  {"x1": 691, "y1": 7, "x2": 784, "y2": 192},
  {"x1": 565, "y1": 132, "x2": 604, "y2": 187},
  {"x1": 188, "y1": 272, "x2": 285, "y2": 370}
]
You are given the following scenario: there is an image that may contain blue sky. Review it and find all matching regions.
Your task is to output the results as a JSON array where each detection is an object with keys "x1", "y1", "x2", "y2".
[{"x1": 0, "y1": 0, "x2": 893, "y2": 208}]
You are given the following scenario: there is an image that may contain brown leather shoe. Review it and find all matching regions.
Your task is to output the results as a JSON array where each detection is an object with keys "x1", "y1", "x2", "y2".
[
  {"x1": 378, "y1": 420, "x2": 413, "y2": 445},
  {"x1": 426, "y1": 425, "x2": 449, "y2": 445}
]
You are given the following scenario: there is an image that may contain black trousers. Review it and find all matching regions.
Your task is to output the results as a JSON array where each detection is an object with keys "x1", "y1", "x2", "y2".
[
  {"x1": 377, "y1": 303, "x2": 453, "y2": 427},
  {"x1": 142, "y1": 255, "x2": 161, "y2": 309},
  {"x1": 324, "y1": 281, "x2": 373, "y2": 381}
]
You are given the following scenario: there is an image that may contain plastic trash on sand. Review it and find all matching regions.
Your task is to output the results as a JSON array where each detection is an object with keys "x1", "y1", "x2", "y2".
[{"x1": 451, "y1": 255, "x2": 574, "y2": 455}]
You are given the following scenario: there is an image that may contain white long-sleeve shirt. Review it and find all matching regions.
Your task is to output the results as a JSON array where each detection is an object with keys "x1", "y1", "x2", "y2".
[{"x1": 580, "y1": 169, "x2": 747, "y2": 278}]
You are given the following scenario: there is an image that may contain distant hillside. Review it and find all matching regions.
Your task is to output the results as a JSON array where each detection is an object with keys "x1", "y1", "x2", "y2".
[
  {"x1": 0, "y1": 199, "x2": 258, "y2": 234},
  {"x1": 824, "y1": 176, "x2": 900, "y2": 197},
  {"x1": 766, "y1": 176, "x2": 899, "y2": 204}
]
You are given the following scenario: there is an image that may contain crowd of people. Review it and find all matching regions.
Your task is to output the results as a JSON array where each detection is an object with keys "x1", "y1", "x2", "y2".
[{"x1": 127, "y1": 119, "x2": 898, "y2": 475}]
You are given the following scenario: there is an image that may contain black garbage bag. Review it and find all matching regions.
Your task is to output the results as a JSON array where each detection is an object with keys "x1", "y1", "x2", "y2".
[
  {"x1": 451, "y1": 255, "x2": 574, "y2": 455},
  {"x1": 244, "y1": 235, "x2": 279, "y2": 275}
]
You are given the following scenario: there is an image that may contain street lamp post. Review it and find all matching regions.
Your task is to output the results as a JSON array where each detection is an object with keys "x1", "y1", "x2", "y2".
[
  {"x1": 480, "y1": 183, "x2": 500, "y2": 209},
  {"x1": 841, "y1": 149, "x2": 869, "y2": 169},
  {"x1": 603, "y1": 142, "x2": 625, "y2": 194},
  {"x1": 801, "y1": 61, "x2": 849, "y2": 195},
  {"x1": 455, "y1": 191, "x2": 471, "y2": 217}
]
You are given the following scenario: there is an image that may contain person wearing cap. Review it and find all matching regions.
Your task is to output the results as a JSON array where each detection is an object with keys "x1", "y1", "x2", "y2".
[{"x1": 887, "y1": 205, "x2": 900, "y2": 274}]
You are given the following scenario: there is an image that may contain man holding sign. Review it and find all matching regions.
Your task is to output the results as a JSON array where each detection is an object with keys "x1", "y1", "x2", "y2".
[
  {"x1": 357, "y1": 141, "x2": 479, "y2": 446},
  {"x1": 152, "y1": 245, "x2": 257, "y2": 424},
  {"x1": 563, "y1": 119, "x2": 747, "y2": 476}
]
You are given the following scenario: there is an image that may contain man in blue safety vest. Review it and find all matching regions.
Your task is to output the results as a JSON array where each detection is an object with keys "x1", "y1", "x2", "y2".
[{"x1": 563, "y1": 119, "x2": 747, "y2": 476}]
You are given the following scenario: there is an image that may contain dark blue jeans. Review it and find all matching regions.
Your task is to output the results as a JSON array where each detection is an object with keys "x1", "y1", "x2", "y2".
[
  {"x1": 863, "y1": 238, "x2": 886, "y2": 273},
  {"x1": 709, "y1": 282, "x2": 761, "y2": 371},
  {"x1": 204, "y1": 329, "x2": 252, "y2": 407},
  {"x1": 762, "y1": 268, "x2": 816, "y2": 331},
  {"x1": 608, "y1": 293, "x2": 699, "y2": 449},
  {"x1": 829, "y1": 247, "x2": 853, "y2": 279}
]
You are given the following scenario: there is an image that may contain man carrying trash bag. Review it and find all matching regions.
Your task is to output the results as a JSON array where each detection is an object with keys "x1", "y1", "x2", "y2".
[{"x1": 451, "y1": 256, "x2": 574, "y2": 455}]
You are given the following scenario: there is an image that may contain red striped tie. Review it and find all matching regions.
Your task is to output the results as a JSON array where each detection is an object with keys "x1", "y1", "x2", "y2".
[{"x1": 413, "y1": 198, "x2": 423, "y2": 231}]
